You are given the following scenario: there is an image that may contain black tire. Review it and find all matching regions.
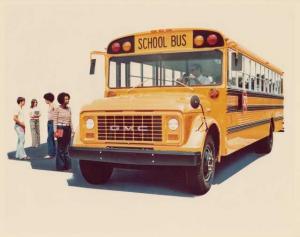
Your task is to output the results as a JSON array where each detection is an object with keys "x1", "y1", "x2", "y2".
[
  {"x1": 186, "y1": 135, "x2": 216, "y2": 195},
  {"x1": 255, "y1": 123, "x2": 274, "y2": 154},
  {"x1": 79, "y1": 160, "x2": 113, "y2": 185}
]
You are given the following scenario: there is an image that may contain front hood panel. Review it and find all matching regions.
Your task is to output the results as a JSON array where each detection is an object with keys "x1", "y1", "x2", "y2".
[{"x1": 81, "y1": 93, "x2": 209, "y2": 113}]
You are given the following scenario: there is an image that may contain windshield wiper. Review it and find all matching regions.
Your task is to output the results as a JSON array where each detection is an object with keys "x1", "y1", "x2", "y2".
[
  {"x1": 127, "y1": 77, "x2": 154, "y2": 93},
  {"x1": 127, "y1": 78, "x2": 194, "y2": 92},
  {"x1": 173, "y1": 79, "x2": 194, "y2": 91}
]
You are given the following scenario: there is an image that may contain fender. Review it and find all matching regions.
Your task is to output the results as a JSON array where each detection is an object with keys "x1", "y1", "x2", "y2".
[
  {"x1": 182, "y1": 115, "x2": 222, "y2": 161},
  {"x1": 71, "y1": 127, "x2": 83, "y2": 147}
]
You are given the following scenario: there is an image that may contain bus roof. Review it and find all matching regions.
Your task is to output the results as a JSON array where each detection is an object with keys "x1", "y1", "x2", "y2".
[{"x1": 107, "y1": 28, "x2": 284, "y2": 75}]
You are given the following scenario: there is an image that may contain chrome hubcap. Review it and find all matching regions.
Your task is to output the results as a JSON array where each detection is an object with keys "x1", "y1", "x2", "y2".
[{"x1": 203, "y1": 146, "x2": 214, "y2": 182}]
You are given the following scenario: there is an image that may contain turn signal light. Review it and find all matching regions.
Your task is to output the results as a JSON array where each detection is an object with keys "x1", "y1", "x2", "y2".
[
  {"x1": 193, "y1": 35, "x2": 204, "y2": 47},
  {"x1": 106, "y1": 91, "x2": 117, "y2": 97},
  {"x1": 122, "y1": 41, "x2": 132, "y2": 52},
  {"x1": 86, "y1": 133, "x2": 95, "y2": 138},
  {"x1": 168, "y1": 134, "x2": 179, "y2": 140}
]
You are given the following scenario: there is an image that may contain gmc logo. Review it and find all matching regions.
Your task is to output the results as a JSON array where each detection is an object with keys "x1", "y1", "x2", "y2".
[{"x1": 109, "y1": 125, "x2": 148, "y2": 132}]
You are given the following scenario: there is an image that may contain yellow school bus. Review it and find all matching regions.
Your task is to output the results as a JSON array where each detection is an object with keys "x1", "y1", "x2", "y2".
[{"x1": 69, "y1": 28, "x2": 284, "y2": 195}]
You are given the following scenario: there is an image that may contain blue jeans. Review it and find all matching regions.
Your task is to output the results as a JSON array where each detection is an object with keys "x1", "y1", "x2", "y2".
[
  {"x1": 47, "y1": 120, "x2": 56, "y2": 156},
  {"x1": 14, "y1": 124, "x2": 27, "y2": 159}
]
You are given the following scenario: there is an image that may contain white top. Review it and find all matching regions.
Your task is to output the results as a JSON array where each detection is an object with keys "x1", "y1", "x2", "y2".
[
  {"x1": 188, "y1": 74, "x2": 212, "y2": 86},
  {"x1": 195, "y1": 75, "x2": 212, "y2": 85},
  {"x1": 14, "y1": 106, "x2": 25, "y2": 123},
  {"x1": 48, "y1": 103, "x2": 56, "y2": 121},
  {"x1": 29, "y1": 107, "x2": 41, "y2": 120}
]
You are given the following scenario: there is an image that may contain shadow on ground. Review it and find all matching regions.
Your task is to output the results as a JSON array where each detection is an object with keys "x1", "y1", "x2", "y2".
[
  {"x1": 7, "y1": 142, "x2": 265, "y2": 196},
  {"x1": 6, "y1": 143, "x2": 71, "y2": 173},
  {"x1": 67, "y1": 143, "x2": 265, "y2": 197},
  {"x1": 214, "y1": 145, "x2": 265, "y2": 184}
]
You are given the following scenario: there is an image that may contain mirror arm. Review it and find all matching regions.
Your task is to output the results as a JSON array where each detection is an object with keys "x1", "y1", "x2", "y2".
[{"x1": 90, "y1": 50, "x2": 107, "y2": 60}]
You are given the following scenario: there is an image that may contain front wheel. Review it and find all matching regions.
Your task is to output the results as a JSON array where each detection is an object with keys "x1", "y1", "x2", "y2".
[
  {"x1": 186, "y1": 135, "x2": 216, "y2": 195},
  {"x1": 79, "y1": 160, "x2": 113, "y2": 185}
]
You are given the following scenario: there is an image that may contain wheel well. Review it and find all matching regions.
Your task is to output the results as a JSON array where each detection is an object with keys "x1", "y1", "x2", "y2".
[{"x1": 207, "y1": 124, "x2": 220, "y2": 158}]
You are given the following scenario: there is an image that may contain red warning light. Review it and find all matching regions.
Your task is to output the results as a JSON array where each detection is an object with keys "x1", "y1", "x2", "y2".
[
  {"x1": 207, "y1": 34, "x2": 218, "y2": 46},
  {"x1": 111, "y1": 42, "x2": 121, "y2": 53}
]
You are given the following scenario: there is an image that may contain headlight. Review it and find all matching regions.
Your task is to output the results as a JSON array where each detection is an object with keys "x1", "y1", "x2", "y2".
[
  {"x1": 168, "y1": 118, "x2": 179, "y2": 131},
  {"x1": 85, "y1": 118, "x2": 94, "y2": 129}
]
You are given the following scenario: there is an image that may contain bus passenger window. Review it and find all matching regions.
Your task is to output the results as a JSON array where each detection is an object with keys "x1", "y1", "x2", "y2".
[
  {"x1": 238, "y1": 75, "x2": 243, "y2": 88},
  {"x1": 256, "y1": 63, "x2": 265, "y2": 91}
]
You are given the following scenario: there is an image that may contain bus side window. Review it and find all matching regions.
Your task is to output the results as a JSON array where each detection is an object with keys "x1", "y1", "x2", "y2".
[
  {"x1": 244, "y1": 56, "x2": 250, "y2": 90},
  {"x1": 270, "y1": 72, "x2": 274, "y2": 94},
  {"x1": 256, "y1": 64, "x2": 262, "y2": 92},
  {"x1": 228, "y1": 50, "x2": 237, "y2": 87},
  {"x1": 262, "y1": 67, "x2": 268, "y2": 92},
  {"x1": 264, "y1": 69, "x2": 269, "y2": 93},
  {"x1": 249, "y1": 59, "x2": 255, "y2": 91}
]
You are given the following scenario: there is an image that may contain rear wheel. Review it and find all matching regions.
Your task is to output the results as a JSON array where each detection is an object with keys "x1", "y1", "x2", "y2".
[
  {"x1": 79, "y1": 160, "x2": 113, "y2": 184},
  {"x1": 255, "y1": 123, "x2": 274, "y2": 154},
  {"x1": 186, "y1": 135, "x2": 216, "y2": 195}
]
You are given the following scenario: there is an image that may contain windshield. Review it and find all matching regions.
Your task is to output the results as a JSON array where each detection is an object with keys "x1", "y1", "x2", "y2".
[{"x1": 109, "y1": 50, "x2": 223, "y2": 88}]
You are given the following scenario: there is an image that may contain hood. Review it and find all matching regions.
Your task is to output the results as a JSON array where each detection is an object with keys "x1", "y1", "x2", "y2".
[{"x1": 81, "y1": 92, "x2": 210, "y2": 113}]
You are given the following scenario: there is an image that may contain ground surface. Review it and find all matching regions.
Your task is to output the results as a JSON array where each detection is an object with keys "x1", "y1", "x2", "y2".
[{"x1": 0, "y1": 133, "x2": 297, "y2": 237}]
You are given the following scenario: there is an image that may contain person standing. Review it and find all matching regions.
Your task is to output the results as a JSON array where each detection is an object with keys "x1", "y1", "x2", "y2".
[
  {"x1": 53, "y1": 92, "x2": 73, "y2": 171},
  {"x1": 43, "y1": 93, "x2": 56, "y2": 159},
  {"x1": 29, "y1": 99, "x2": 41, "y2": 148},
  {"x1": 13, "y1": 97, "x2": 30, "y2": 160}
]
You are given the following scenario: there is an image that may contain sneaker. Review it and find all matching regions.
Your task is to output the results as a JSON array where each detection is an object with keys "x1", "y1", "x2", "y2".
[
  {"x1": 20, "y1": 156, "x2": 30, "y2": 160},
  {"x1": 44, "y1": 155, "x2": 52, "y2": 159}
]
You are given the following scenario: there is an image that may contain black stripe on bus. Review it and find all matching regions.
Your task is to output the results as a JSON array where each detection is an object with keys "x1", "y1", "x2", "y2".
[
  {"x1": 227, "y1": 105, "x2": 284, "y2": 113},
  {"x1": 227, "y1": 118, "x2": 271, "y2": 134},
  {"x1": 227, "y1": 88, "x2": 284, "y2": 99},
  {"x1": 227, "y1": 115, "x2": 284, "y2": 134}
]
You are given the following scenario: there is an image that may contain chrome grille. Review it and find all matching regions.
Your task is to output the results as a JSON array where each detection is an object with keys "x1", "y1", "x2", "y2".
[{"x1": 97, "y1": 115, "x2": 162, "y2": 142}]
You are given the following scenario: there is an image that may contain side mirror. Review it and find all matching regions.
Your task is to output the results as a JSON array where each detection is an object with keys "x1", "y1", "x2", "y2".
[
  {"x1": 190, "y1": 95, "x2": 200, "y2": 109},
  {"x1": 90, "y1": 59, "x2": 96, "y2": 75},
  {"x1": 231, "y1": 52, "x2": 242, "y2": 71}
]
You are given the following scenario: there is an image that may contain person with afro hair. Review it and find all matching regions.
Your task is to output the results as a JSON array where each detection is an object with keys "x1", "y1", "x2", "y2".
[{"x1": 53, "y1": 92, "x2": 73, "y2": 170}]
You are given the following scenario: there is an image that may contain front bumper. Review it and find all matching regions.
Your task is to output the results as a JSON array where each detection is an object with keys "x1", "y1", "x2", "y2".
[{"x1": 69, "y1": 146, "x2": 200, "y2": 167}]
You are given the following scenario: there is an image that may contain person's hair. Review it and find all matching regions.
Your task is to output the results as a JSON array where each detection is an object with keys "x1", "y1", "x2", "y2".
[
  {"x1": 57, "y1": 92, "x2": 70, "y2": 105},
  {"x1": 17, "y1": 97, "x2": 25, "y2": 104},
  {"x1": 30, "y1": 99, "x2": 38, "y2": 108},
  {"x1": 43, "y1": 93, "x2": 55, "y2": 102}
]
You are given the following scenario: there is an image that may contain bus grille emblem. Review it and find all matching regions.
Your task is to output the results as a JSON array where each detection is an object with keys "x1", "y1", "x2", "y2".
[{"x1": 109, "y1": 125, "x2": 148, "y2": 132}]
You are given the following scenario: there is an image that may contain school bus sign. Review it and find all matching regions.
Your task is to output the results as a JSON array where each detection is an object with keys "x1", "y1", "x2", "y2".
[{"x1": 135, "y1": 30, "x2": 193, "y2": 53}]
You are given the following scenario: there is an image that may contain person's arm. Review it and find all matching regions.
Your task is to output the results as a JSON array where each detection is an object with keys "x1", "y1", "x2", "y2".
[
  {"x1": 53, "y1": 107, "x2": 58, "y2": 133},
  {"x1": 29, "y1": 109, "x2": 34, "y2": 119},
  {"x1": 36, "y1": 108, "x2": 41, "y2": 118},
  {"x1": 13, "y1": 115, "x2": 23, "y2": 126},
  {"x1": 69, "y1": 108, "x2": 74, "y2": 134},
  {"x1": 13, "y1": 111, "x2": 25, "y2": 127}
]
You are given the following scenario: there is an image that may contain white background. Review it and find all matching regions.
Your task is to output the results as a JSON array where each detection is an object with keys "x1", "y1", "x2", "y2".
[{"x1": 1, "y1": 1, "x2": 299, "y2": 237}]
